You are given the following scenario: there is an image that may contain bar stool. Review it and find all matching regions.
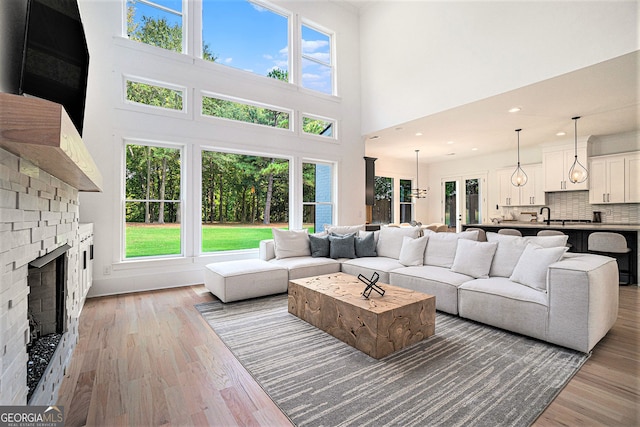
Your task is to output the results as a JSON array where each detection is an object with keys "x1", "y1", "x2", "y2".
[
  {"x1": 465, "y1": 227, "x2": 487, "y2": 242},
  {"x1": 537, "y1": 229, "x2": 572, "y2": 249},
  {"x1": 498, "y1": 229, "x2": 522, "y2": 236},
  {"x1": 588, "y1": 232, "x2": 633, "y2": 285}
]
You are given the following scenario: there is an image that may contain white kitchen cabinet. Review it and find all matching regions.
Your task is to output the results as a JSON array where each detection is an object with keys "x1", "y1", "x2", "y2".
[
  {"x1": 543, "y1": 143, "x2": 588, "y2": 192},
  {"x1": 497, "y1": 164, "x2": 544, "y2": 206},
  {"x1": 626, "y1": 152, "x2": 640, "y2": 203},
  {"x1": 519, "y1": 164, "x2": 545, "y2": 206},
  {"x1": 589, "y1": 154, "x2": 625, "y2": 204}
]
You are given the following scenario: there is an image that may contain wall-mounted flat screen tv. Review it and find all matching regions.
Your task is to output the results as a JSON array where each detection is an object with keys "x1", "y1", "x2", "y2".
[{"x1": 20, "y1": 0, "x2": 90, "y2": 135}]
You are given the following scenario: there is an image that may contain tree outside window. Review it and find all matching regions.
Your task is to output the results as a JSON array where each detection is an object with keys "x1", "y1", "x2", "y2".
[
  {"x1": 125, "y1": 143, "x2": 182, "y2": 258},
  {"x1": 127, "y1": 0, "x2": 183, "y2": 53},
  {"x1": 201, "y1": 151, "x2": 289, "y2": 252},
  {"x1": 372, "y1": 176, "x2": 393, "y2": 224}
]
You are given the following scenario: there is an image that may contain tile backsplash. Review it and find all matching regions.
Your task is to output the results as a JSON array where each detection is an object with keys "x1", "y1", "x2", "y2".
[{"x1": 506, "y1": 191, "x2": 640, "y2": 224}]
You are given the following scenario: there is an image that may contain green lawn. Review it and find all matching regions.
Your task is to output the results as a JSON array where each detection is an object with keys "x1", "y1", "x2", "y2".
[{"x1": 125, "y1": 223, "x2": 313, "y2": 258}]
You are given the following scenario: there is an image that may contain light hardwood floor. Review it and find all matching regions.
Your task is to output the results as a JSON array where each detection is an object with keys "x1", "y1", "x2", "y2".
[{"x1": 58, "y1": 285, "x2": 639, "y2": 426}]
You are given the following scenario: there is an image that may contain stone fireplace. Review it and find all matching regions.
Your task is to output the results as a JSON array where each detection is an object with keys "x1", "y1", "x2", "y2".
[{"x1": 1, "y1": 93, "x2": 101, "y2": 405}]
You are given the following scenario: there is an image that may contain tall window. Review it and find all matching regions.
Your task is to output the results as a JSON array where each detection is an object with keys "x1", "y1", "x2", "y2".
[
  {"x1": 124, "y1": 142, "x2": 183, "y2": 258},
  {"x1": 372, "y1": 176, "x2": 393, "y2": 224},
  {"x1": 303, "y1": 162, "x2": 334, "y2": 233},
  {"x1": 201, "y1": 150, "x2": 289, "y2": 252},
  {"x1": 202, "y1": 1, "x2": 289, "y2": 79},
  {"x1": 127, "y1": 0, "x2": 183, "y2": 53},
  {"x1": 399, "y1": 179, "x2": 413, "y2": 223},
  {"x1": 301, "y1": 24, "x2": 333, "y2": 95}
]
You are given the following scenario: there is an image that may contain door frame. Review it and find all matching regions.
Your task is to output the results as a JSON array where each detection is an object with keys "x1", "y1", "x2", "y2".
[{"x1": 441, "y1": 173, "x2": 488, "y2": 232}]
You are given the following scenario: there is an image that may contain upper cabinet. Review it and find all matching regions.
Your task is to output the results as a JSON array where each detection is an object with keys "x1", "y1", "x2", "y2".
[
  {"x1": 589, "y1": 151, "x2": 640, "y2": 204},
  {"x1": 589, "y1": 154, "x2": 625, "y2": 204},
  {"x1": 543, "y1": 142, "x2": 588, "y2": 192},
  {"x1": 626, "y1": 153, "x2": 640, "y2": 203},
  {"x1": 497, "y1": 164, "x2": 544, "y2": 206}
]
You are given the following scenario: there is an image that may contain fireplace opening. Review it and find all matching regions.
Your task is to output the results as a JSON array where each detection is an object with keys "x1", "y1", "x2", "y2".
[{"x1": 26, "y1": 244, "x2": 69, "y2": 401}]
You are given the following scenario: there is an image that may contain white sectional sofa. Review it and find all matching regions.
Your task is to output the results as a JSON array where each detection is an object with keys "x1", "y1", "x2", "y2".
[{"x1": 257, "y1": 225, "x2": 619, "y2": 353}]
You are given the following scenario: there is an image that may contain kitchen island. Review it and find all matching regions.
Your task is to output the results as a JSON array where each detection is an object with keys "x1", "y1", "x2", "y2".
[{"x1": 463, "y1": 222, "x2": 639, "y2": 285}]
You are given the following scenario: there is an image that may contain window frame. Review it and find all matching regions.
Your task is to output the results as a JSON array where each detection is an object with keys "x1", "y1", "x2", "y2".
[
  {"x1": 302, "y1": 160, "x2": 336, "y2": 232},
  {"x1": 301, "y1": 113, "x2": 337, "y2": 140},
  {"x1": 122, "y1": 138, "x2": 186, "y2": 261},
  {"x1": 300, "y1": 19, "x2": 336, "y2": 96},
  {"x1": 123, "y1": 75, "x2": 188, "y2": 115},
  {"x1": 125, "y1": 0, "x2": 185, "y2": 54},
  {"x1": 200, "y1": 90, "x2": 293, "y2": 131}
]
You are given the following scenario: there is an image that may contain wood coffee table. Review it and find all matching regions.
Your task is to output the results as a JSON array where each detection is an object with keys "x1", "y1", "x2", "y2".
[{"x1": 288, "y1": 272, "x2": 435, "y2": 359}]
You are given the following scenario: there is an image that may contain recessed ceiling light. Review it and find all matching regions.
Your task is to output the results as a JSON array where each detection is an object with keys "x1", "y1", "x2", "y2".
[
  {"x1": 447, "y1": 141, "x2": 455, "y2": 145},
  {"x1": 369, "y1": 135, "x2": 379, "y2": 140},
  {"x1": 395, "y1": 127, "x2": 403, "y2": 131},
  {"x1": 415, "y1": 132, "x2": 423, "y2": 136},
  {"x1": 556, "y1": 131, "x2": 566, "y2": 136},
  {"x1": 446, "y1": 152, "x2": 456, "y2": 156},
  {"x1": 471, "y1": 148, "x2": 478, "y2": 151},
  {"x1": 508, "y1": 107, "x2": 521, "y2": 113}
]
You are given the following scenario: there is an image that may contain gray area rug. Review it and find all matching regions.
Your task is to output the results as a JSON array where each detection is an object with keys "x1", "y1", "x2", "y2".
[{"x1": 195, "y1": 294, "x2": 588, "y2": 427}]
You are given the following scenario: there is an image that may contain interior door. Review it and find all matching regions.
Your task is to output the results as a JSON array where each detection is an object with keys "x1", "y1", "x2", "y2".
[{"x1": 442, "y1": 174, "x2": 487, "y2": 232}]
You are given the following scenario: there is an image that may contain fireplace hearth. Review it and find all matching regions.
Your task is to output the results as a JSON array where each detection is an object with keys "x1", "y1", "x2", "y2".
[{"x1": 26, "y1": 246, "x2": 69, "y2": 402}]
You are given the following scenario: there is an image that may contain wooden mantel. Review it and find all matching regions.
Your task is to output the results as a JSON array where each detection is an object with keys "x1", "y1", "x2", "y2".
[{"x1": 0, "y1": 93, "x2": 103, "y2": 192}]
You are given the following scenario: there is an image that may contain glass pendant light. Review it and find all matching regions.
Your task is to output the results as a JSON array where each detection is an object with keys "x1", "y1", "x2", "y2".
[
  {"x1": 568, "y1": 116, "x2": 588, "y2": 183},
  {"x1": 510, "y1": 128, "x2": 528, "y2": 187}
]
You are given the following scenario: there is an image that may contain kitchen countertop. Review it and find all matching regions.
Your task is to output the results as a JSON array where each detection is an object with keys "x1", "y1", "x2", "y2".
[{"x1": 466, "y1": 222, "x2": 640, "y2": 231}]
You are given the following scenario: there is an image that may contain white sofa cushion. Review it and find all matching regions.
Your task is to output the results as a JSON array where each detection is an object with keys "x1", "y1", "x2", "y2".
[
  {"x1": 341, "y1": 257, "x2": 405, "y2": 284},
  {"x1": 376, "y1": 226, "x2": 421, "y2": 259},
  {"x1": 423, "y1": 229, "x2": 479, "y2": 268},
  {"x1": 269, "y1": 256, "x2": 341, "y2": 280},
  {"x1": 509, "y1": 243, "x2": 568, "y2": 291},
  {"x1": 486, "y1": 232, "x2": 569, "y2": 278},
  {"x1": 399, "y1": 235, "x2": 428, "y2": 266},
  {"x1": 324, "y1": 224, "x2": 365, "y2": 234},
  {"x1": 451, "y1": 239, "x2": 498, "y2": 278},
  {"x1": 272, "y1": 229, "x2": 310, "y2": 259}
]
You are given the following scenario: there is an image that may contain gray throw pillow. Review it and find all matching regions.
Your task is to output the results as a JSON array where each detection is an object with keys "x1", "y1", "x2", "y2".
[
  {"x1": 328, "y1": 233, "x2": 356, "y2": 259},
  {"x1": 355, "y1": 232, "x2": 377, "y2": 257},
  {"x1": 309, "y1": 234, "x2": 330, "y2": 257}
]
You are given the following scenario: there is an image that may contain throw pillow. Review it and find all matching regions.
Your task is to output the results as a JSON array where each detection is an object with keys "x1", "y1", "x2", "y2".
[
  {"x1": 328, "y1": 233, "x2": 356, "y2": 259},
  {"x1": 423, "y1": 230, "x2": 479, "y2": 268},
  {"x1": 355, "y1": 232, "x2": 377, "y2": 257},
  {"x1": 399, "y1": 235, "x2": 428, "y2": 266},
  {"x1": 376, "y1": 226, "x2": 421, "y2": 259},
  {"x1": 509, "y1": 243, "x2": 568, "y2": 291},
  {"x1": 272, "y1": 229, "x2": 311, "y2": 259},
  {"x1": 450, "y1": 239, "x2": 498, "y2": 278},
  {"x1": 309, "y1": 234, "x2": 330, "y2": 258},
  {"x1": 486, "y1": 232, "x2": 529, "y2": 277},
  {"x1": 487, "y1": 232, "x2": 569, "y2": 278}
]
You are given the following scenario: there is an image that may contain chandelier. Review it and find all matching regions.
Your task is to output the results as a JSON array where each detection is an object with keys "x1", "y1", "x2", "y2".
[{"x1": 411, "y1": 150, "x2": 429, "y2": 198}]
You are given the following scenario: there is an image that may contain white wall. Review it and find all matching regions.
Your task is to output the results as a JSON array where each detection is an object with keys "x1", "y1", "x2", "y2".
[
  {"x1": 359, "y1": 1, "x2": 639, "y2": 134},
  {"x1": 77, "y1": 0, "x2": 362, "y2": 296}
]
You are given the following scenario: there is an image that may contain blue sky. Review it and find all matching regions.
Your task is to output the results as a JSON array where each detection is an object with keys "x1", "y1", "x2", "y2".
[{"x1": 131, "y1": 0, "x2": 332, "y2": 94}]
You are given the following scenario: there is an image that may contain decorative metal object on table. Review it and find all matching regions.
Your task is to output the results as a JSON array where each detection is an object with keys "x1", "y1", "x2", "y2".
[{"x1": 358, "y1": 272, "x2": 385, "y2": 298}]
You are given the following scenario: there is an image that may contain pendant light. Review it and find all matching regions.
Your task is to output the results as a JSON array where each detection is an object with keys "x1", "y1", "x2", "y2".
[
  {"x1": 510, "y1": 128, "x2": 528, "y2": 187},
  {"x1": 568, "y1": 116, "x2": 588, "y2": 183},
  {"x1": 411, "y1": 150, "x2": 429, "y2": 198}
]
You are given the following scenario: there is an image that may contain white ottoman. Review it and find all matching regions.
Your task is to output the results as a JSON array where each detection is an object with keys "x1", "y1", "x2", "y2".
[{"x1": 204, "y1": 259, "x2": 289, "y2": 303}]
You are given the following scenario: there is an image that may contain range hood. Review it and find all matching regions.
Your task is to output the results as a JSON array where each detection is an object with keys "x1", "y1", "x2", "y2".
[{"x1": 0, "y1": 93, "x2": 102, "y2": 192}]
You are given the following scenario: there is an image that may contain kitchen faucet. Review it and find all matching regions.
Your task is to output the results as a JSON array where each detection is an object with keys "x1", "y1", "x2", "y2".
[{"x1": 540, "y1": 207, "x2": 551, "y2": 226}]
